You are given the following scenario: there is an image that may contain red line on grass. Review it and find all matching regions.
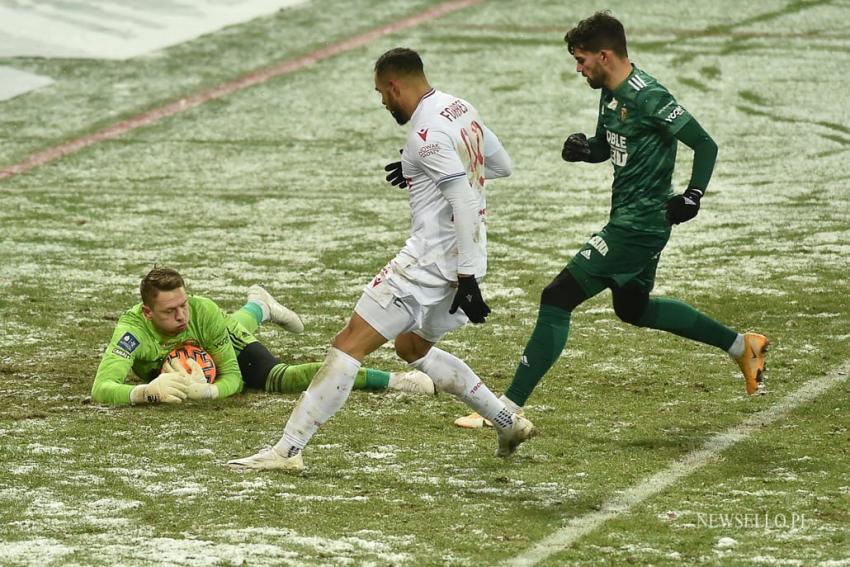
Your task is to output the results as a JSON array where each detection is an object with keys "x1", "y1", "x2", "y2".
[{"x1": 0, "y1": 0, "x2": 479, "y2": 180}]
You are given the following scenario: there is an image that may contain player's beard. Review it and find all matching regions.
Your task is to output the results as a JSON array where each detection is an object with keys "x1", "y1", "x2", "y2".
[
  {"x1": 390, "y1": 107, "x2": 408, "y2": 125},
  {"x1": 585, "y1": 72, "x2": 604, "y2": 89}
]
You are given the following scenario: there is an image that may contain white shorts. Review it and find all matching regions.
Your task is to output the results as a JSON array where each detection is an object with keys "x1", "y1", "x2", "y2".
[{"x1": 355, "y1": 254, "x2": 468, "y2": 343}]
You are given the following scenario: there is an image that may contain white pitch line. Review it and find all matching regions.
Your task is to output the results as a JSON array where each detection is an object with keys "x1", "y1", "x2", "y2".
[{"x1": 507, "y1": 359, "x2": 850, "y2": 567}]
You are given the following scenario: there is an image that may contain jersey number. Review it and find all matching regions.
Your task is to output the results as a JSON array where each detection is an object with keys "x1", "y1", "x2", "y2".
[{"x1": 459, "y1": 120, "x2": 486, "y2": 190}]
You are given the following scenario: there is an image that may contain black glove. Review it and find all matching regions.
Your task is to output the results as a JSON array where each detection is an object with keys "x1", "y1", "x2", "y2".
[
  {"x1": 449, "y1": 276, "x2": 491, "y2": 324},
  {"x1": 384, "y1": 150, "x2": 407, "y2": 189},
  {"x1": 665, "y1": 187, "x2": 703, "y2": 225},
  {"x1": 561, "y1": 133, "x2": 591, "y2": 162}
]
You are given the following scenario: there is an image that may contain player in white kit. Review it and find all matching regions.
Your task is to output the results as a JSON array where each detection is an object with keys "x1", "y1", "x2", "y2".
[{"x1": 229, "y1": 48, "x2": 535, "y2": 473}]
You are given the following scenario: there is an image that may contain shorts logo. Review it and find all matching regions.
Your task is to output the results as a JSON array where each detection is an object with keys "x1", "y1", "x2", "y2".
[
  {"x1": 580, "y1": 249, "x2": 591, "y2": 260},
  {"x1": 118, "y1": 332, "x2": 140, "y2": 353},
  {"x1": 588, "y1": 235, "x2": 609, "y2": 256}
]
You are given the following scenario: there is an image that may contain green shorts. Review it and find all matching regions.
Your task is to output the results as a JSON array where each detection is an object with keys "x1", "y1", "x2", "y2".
[
  {"x1": 224, "y1": 315, "x2": 258, "y2": 355},
  {"x1": 566, "y1": 224, "x2": 670, "y2": 297}
]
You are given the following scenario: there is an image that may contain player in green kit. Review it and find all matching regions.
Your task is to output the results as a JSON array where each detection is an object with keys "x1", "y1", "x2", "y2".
[
  {"x1": 91, "y1": 267, "x2": 435, "y2": 405},
  {"x1": 456, "y1": 11, "x2": 769, "y2": 429}
]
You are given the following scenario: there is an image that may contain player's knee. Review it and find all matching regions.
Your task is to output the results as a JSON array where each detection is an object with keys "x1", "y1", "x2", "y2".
[
  {"x1": 237, "y1": 341, "x2": 280, "y2": 389},
  {"x1": 612, "y1": 290, "x2": 649, "y2": 326},
  {"x1": 540, "y1": 272, "x2": 587, "y2": 312},
  {"x1": 394, "y1": 334, "x2": 432, "y2": 364}
]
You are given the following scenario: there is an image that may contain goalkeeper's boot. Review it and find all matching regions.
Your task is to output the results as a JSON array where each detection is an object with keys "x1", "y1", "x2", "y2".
[
  {"x1": 227, "y1": 447, "x2": 305, "y2": 473},
  {"x1": 388, "y1": 370, "x2": 436, "y2": 395},
  {"x1": 248, "y1": 284, "x2": 304, "y2": 334},
  {"x1": 496, "y1": 413, "x2": 536, "y2": 458},
  {"x1": 736, "y1": 332, "x2": 769, "y2": 395},
  {"x1": 455, "y1": 407, "x2": 526, "y2": 429}
]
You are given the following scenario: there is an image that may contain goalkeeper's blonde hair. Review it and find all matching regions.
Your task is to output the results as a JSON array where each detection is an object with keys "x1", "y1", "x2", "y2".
[{"x1": 140, "y1": 267, "x2": 185, "y2": 307}]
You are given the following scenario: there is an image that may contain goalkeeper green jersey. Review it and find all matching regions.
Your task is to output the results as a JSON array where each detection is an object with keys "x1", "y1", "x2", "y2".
[
  {"x1": 91, "y1": 295, "x2": 246, "y2": 404},
  {"x1": 593, "y1": 65, "x2": 692, "y2": 235}
]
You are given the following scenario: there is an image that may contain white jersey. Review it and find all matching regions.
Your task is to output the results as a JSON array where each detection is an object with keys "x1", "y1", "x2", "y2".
[{"x1": 400, "y1": 88, "x2": 489, "y2": 282}]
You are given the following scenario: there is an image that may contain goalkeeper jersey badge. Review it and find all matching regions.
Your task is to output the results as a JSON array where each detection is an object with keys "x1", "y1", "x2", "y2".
[{"x1": 118, "y1": 332, "x2": 140, "y2": 353}]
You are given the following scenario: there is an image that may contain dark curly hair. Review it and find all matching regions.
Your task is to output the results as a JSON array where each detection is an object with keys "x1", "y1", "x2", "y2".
[{"x1": 565, "y1": 11, "x2": 628, "y2": 58}]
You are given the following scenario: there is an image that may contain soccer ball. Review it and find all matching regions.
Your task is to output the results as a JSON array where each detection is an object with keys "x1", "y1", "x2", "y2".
[{"x1": 164, "y1": 343, "x2": 217, "y2": 383}]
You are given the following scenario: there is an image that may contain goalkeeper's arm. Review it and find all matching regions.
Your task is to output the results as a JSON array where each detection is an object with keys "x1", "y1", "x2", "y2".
[{"x1": 91, "y1": 351, "x2": 137, "y2": 405}]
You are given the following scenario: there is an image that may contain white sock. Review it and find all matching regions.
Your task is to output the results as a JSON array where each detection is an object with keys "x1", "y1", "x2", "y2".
[
  {"x1": 274, "y1": 347, "x2": 360, "y2": 456},
  {"x1": 411, "y1": 347, "x2": 512, "y2": 429},
  {"x1": 727, "y1": 333, "x2": 745, "y2": 359},
  {"x1": 499, "y1": 394, "x2": 521, "y2": 414}
]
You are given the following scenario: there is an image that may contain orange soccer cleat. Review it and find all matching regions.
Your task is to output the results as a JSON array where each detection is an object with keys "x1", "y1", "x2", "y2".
[{"x1": 736, "y1": 332, "x2": 769, "y2": 395}]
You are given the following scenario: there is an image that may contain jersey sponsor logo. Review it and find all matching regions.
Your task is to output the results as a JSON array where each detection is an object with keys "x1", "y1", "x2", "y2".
[
  {"x1": 419, "y1": 143, "x2": 441, "y2": 158},
  {"x1": 606, "y1": 129, "x2": 628, "y2": 167},
  {"x1": 588, "y1": 235, "x2": 609, "y2": 256},
  {"x1": 118, "y1": 332, "x2": 140, "y2": 353},
  {"x1": 664, "y1": 105, "x2": 686, "y2": 123},
  {"x1": 439, "y1": 99, "x2": 468, "y2": 122},
  {"x1": 417, "y1": 128, "x2": 429, "y2": 141},
  {"x1": 111, "y1": 347, "x2": 132, "y2": 359},
  {"x1": 214, "y1": 335, "x2": 229, "y2": 348}
]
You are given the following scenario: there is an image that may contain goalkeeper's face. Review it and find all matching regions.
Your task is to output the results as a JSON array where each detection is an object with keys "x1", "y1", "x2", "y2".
[{"x1": 143, "y1": 287, "x2": 191, "y2": 336}]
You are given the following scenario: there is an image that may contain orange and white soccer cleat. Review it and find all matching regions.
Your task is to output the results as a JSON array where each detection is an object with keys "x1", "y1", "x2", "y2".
[
  {"x1": 454, "y1": 411, "x2": 493, "y2": 429},
  {"x1": 736, "y1": 332, "x2": 769, "y2": 395}
]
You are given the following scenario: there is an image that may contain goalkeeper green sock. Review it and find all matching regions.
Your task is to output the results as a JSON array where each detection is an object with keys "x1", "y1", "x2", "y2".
[
  {"x1": 265, "y1": 363, "x2": 383, "y2": 393},
  {"x1": 504, "y1": 304, "x2": 571, "y2": 407},
  {"x1": 363, "y1": 368, "x2": 390, "y2": 390},
  {"x1": 636, "y1": 297, "x2": 737, "y2": 350},
  {"x1": 231, "y1": 304, "x2": 263, "y2": 333}
]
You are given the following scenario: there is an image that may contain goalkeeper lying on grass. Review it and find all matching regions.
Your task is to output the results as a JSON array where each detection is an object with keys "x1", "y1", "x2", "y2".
[{"x1": 91, "y1": 267, "x2": 435, "y2": 405}]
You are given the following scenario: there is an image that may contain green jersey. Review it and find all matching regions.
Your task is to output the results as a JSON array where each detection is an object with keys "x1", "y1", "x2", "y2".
[
  {"x1": 91, "y1": 296, "x2": 246, "y2": 404},
  {"x1": 594, "y1": 65, "x2": 692, "y2": 235}
]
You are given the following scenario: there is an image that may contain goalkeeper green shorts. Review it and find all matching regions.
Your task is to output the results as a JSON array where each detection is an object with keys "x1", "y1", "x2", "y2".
[
  {"x1": 224, "y1": 316, "x2": 259, "y2": 355},
  {"x1": 566, "y1": 223, "x2": 670, "y2": 297}
]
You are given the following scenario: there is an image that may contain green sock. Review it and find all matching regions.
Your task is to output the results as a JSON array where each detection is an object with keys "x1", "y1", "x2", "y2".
[
  {"x1": 363, "y1": 368, "x2": 390, "y2": 390},
  {"x1": 232, "y1": 304, "x2": 263, "y2": 333},
  {"x1": 264, "y1": 362, "x2": 380, "y2": 393},
  {"x1": 265, "y1": 362, "x2": 315, "y2": 393},
  {"x1": 504, "y1": 304, "x2": 571, "y2": 407},
  {"x1": 636, "y1": 297, "x2": 737, "y2": 350}
]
